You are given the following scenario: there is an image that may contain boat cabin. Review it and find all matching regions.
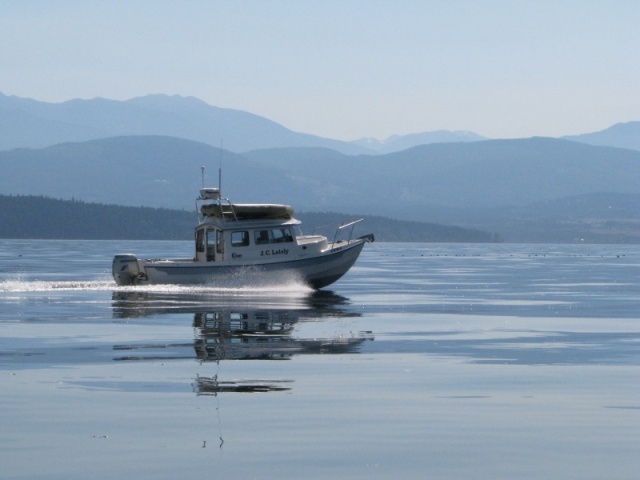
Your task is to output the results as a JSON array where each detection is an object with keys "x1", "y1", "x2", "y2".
[
  {"x1": 194, "y1": 193, "x2": 309, "y2": 264},
  {"x1": 194, "y1": 223, "x2": 300, "y2": 263}
]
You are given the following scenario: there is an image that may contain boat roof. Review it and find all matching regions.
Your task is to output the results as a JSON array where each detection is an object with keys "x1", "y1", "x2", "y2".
[{"x1": 201, "y1": 203, "x2": 294, "y2": 220}]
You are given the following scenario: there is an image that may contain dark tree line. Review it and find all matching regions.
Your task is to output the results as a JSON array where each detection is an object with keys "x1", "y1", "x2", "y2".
[
  {"x1": 0, "y1": 195, "x2": 194, "y2": 239},
  {"x1": 0, "y1": 195, "x2": 499, "y2": 242}
]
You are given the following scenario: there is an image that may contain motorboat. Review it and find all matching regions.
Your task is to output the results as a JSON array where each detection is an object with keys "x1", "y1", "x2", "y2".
[{"x1": 112, "y1": 185, "x2": 373, "y2": 288}]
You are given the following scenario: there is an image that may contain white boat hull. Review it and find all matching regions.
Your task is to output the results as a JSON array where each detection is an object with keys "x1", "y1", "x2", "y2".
[{"x1": 113, "y1": 238, "x2": 369, "y2": 289}]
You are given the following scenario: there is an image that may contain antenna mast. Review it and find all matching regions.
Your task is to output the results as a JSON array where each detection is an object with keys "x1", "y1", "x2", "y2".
[{"x1": 218, "y1": 139, "x2": 223, "y2": 195}]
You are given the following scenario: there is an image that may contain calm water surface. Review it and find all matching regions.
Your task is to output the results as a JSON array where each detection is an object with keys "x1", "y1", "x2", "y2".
[{"x1": 1, "y1": 240, "x2": 638, "y2": 479}]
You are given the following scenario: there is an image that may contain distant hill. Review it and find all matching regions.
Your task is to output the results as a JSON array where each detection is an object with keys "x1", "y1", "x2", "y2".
[
  {"x1": 4, "y1": 135, "x2": 639, "y2": 211},
  {"x1": 1, "y1": 136, "x2": 639, "y2": 243},
  {"x1": 244, "y1": 138, "x2": 640, "y2": 209},
  {"x1": 563, "y1": 121, "x2": 640, "y2": 152},
  {"x1": 351, "y1": 130, "x2": 486, "y2": 153},
  {"x1": 0, "y1": 92, "x2": 369, "y2": 155},
  {"x1": 0, "y1": 195, "x2": 497, "y2": 242},
  {"x1": 507, "y1": 193, "x2": 640, "y2": 243},
  {"x1": 0, "y1": 136, "x2": 316, "y2": 208},
  {"x1": 2, "y1": 193, "x2": 633, "y2": 243},
  {"x1": 0, "y1": 195, "x2": 193, "y2": 240},
  {"x1": 419, "y1": 193, "x2": 640, "y2": 244}
]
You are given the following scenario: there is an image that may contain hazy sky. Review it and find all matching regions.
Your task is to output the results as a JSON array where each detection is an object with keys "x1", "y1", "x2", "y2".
[{"x1": 1, "y1": 1, "x2": 638, "y2": 140}]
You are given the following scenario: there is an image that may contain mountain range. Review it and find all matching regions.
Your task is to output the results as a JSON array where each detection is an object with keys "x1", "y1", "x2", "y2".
[
  {"x1": 1, "y1": 92, "x2": 639, "y2": 154},
  {"x1": 1, "y1": 92, "x2": 638, "y2": 243},
  {"x1": 562, "y1": 121, "x2": 640, "y2": 151},
  {"x1": 351, "y1": 130, "x2": 486, "y2": 153},
  {"x1": 0, "y1": 92, "x2": 366, "y2": 154},
  {"x1": 1, "y1": 135, "x2": 638, "y2": 243}
]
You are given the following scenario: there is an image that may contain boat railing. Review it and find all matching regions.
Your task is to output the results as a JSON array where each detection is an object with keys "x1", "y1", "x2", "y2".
[
  {"x1": 332, "y1": 218, "x2": 364, "y2": 245},
  {"x1": 221, "y1": 200, "x2": 239, "y2": 223},
  {"x1": 196, "y1": 193, "x2": 238, "y2": 224}
]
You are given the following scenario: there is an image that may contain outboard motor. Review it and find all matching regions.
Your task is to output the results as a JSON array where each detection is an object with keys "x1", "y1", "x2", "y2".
[{"x1": 112, "y1": 254, "x2": 141, "y2": 286}]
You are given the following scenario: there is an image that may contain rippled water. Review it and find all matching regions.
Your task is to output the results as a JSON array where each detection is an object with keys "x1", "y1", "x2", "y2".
[{"x1": 1, "y1": 240, "x2": 638, "y2": 479}]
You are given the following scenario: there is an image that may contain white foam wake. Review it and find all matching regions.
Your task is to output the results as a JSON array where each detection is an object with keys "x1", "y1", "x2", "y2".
[
  {"x1": 0, "y1": 279, "x2": 116, "y2": 293},
  {"x1": 0, "y1": 278, "x2": 313, "y2": 295}
]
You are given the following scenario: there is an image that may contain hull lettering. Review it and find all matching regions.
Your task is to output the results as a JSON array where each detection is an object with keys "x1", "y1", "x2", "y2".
[{"x1": 260, "y1": 248, "x2": 289, "y2": 257}]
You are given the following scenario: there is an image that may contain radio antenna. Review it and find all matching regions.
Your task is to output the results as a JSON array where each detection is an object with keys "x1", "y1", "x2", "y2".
[
  {"x1": 218, "y1": 139, "x2": 223, "y2": 194},
  {"x1": 201, "y1": 166, "x2": 205, "y2": 188}
]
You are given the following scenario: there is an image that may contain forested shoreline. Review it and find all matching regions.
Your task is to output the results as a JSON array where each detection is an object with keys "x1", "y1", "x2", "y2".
[{"x1": 0, "y1": 195, "x2": 498, "y2": 242}]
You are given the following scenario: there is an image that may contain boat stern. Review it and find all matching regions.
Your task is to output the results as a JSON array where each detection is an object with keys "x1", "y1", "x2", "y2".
[{"x1": 112, "y1": 254, "x2": 143, "y2": 286}]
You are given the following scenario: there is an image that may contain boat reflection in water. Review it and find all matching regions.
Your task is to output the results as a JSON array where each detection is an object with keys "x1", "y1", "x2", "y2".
[{"x1": 111, "y1": 290, "x2": 373, "y2": 394}]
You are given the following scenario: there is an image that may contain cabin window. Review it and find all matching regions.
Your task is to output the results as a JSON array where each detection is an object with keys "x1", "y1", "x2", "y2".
[
  {"x1": 196, "y1": 229, "x2": 205, "y2": 253},
  {"x1": 255, "y1": 230, "x2": 271, "y2": 245},
  {"x1": 272, "y1": 227, "x2": 294, "y2": 243},
  {"x1": 254, "y1": 228, "x2": 293, "y2": 245},
  {"x1": 231, "y1": 231, "x2": 250, "y2": 247},
  {"x1": 216, "y1": 230, "x2": 224, "y2": 254},
  {"x1": 206, "y1": 229, "x2": 217, "y2": 261}
]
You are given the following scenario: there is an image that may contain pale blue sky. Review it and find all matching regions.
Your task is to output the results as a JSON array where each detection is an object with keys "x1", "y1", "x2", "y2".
[{"x1": 1, "y1": 0, "x2": 638, "y2": 140}]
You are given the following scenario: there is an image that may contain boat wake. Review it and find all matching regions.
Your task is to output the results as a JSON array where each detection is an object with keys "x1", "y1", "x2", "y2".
[
  {"x1": 0, "y1": 278, "x2": 116, "y2": 293},
  {"x1": 115, "y1": 281, "x2": 315, "y2": 296},
  {"x1": 0, "y1": 276, "x2": 314, "y2": 295}
]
